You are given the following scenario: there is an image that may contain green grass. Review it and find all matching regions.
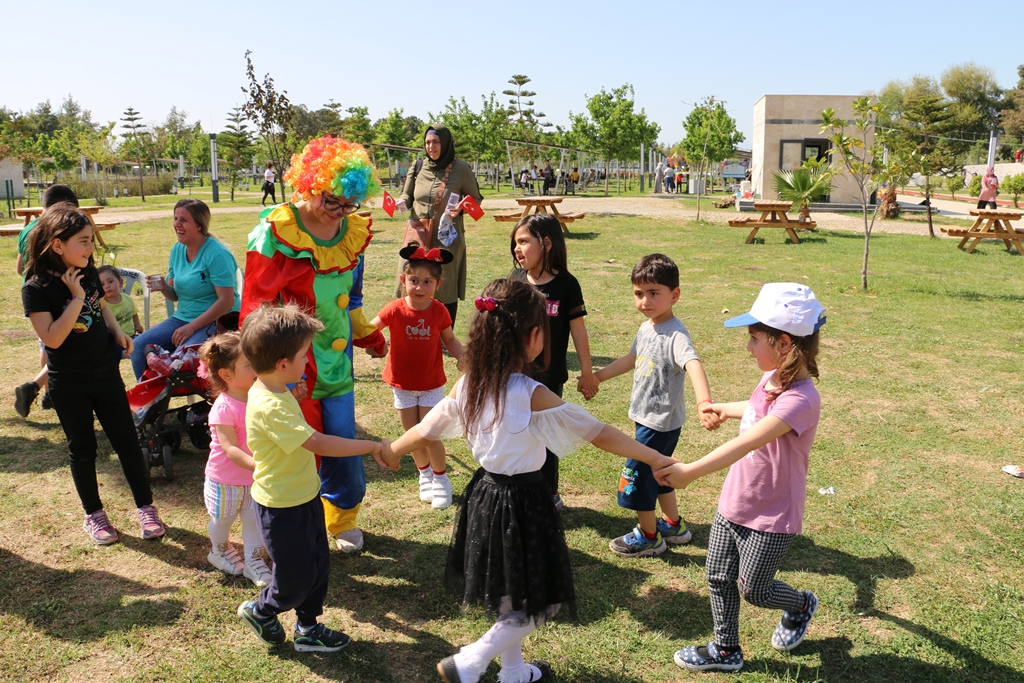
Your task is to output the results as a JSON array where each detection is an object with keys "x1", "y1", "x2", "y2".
[{"x1": 1, "y1": 208, "x2": 1023, "y2": 682}]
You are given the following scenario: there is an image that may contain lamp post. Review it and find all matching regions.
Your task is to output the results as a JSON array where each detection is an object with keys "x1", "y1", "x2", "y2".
[{"x1": 209, "y1": 133, "x2": 219, "y2": 203}]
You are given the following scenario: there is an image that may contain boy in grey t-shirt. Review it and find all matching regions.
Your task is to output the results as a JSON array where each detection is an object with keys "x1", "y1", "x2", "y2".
[{"x1": 591, "y1": 254, "x2": 715, "y2": 558}]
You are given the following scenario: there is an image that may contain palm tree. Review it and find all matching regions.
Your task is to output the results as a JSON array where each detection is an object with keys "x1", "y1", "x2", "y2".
[{"x1": 771, "y1": 165, "x2": 832, "y2": 221}]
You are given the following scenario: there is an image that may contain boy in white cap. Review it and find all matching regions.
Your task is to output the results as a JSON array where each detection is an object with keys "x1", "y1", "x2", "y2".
[{"x1": 655, "y1": 282, "x2": 826, "y2": 673}]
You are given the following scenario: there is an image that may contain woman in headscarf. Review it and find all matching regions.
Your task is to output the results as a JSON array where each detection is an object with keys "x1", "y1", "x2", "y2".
[
  {"x1": 978, "y1": 166, "x2": 999, "y2": 209},
  {"x1": 241, "y1": 136, "x2": 388, "y2": 555},
  {"x1": 397, "y1": 125, "x2": 483, "y2": 324}
]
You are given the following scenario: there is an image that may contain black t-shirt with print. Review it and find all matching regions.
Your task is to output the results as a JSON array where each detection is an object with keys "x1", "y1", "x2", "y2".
[
  {"x1": 22, "y1": 273, "x2": 118, "y2": 381},
  {"x1": 509, "y1": 268, "x2": 586, "y2": 388}
]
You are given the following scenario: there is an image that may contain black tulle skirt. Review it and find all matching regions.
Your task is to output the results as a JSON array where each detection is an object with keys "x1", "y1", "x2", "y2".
[{"x1": 444, "y1": 468, "x2": 577, "y2": 623}]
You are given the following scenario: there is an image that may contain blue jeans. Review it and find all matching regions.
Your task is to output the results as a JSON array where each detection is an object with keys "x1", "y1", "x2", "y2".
[{"x1": 130, "y1": 316, "x2": 217, "y2": 379}]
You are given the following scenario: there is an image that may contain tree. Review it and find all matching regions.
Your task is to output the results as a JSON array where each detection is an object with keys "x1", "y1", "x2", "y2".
[
  {"x1": 120, "y1": 106, "x2": 148, "y2": 201},
  {"x1": 772, "y1": 163, "x2": 833, "y2": 221},
  {"x1": 78, "y1": 123, "x2": 119, "y2": 201},
  {"x1": 1003, "y1": 173, "x2": 1024, "y2": 208},
  {"x1": 220, "y1": 106, "x2": 254, "y2": 201},
  {"x1": 503, "y1": 75, "x2": 548, "y2": 139},
  {"x1": 374, "y1": 108, "x2": 412, "y2": 149},
  {"x1": 944, "y1": 173, "x2": 965, "y2": 200},
  {"x1": 681, "y1": 96, "x2": 744, "y2": 218},
  {"x1": 883, "y1": 80, "x2": 965, "y2": 236},
  {"x1": 941, "y1": 62, "x2": 1004, "y2": 147},
  {"x1": 341, "y1": 106, "x2": 373, "y2": 146},
  {"x1": 821, "y1": 97, "x2": 888, "y2": 290},
  {"x1": 241, "y1": 49, "x2": 294, "y2": 201}
]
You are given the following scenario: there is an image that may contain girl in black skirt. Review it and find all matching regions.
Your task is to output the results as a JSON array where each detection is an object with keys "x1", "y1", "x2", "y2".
[{"x1": 383, "y1": 278, "x2": 676, "y2": 683}]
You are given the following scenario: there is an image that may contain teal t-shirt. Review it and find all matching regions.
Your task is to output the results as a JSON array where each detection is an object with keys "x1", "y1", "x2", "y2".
[
  {"x1": 18, "y1": 219, "x2": 38, "y2": 282},
  {"x1": 166, "y1": 237, "x2": 240, "y2": 322}
]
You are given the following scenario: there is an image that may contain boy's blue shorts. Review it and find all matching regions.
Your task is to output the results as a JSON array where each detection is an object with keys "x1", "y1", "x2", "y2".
[{"x1": 617, "y1": 424, "x2": 680, "y2": 512}]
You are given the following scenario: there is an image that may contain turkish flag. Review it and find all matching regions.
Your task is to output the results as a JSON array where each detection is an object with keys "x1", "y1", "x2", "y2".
[
  {"x1": 460, "y1": 195, "x2": 484, "y2": 221},
  {"x1": 382, "y1": 191, "x2": 396, "y2": 217}
]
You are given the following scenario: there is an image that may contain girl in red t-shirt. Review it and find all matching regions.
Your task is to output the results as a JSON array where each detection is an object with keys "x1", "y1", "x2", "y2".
[{"x1": 371, "y1": 244, "x2": 465, "y2": 509}]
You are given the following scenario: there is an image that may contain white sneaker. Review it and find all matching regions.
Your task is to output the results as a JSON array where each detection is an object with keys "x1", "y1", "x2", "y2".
[
  {"x1": 431, "y1": 474, "x2": 453, "y2": 510},
  {"x1": 418, "y1": 468, "x2": 434, "y2": 502},
  {"x1": 335, "y1": 528, "x2": 364, "y2": 554},
  {"x1": 243, "y1": 556, "x2": 273, "y2": 587},
  {"x1": 208, "y1": 544, "x2": 244, "y2": 575}
]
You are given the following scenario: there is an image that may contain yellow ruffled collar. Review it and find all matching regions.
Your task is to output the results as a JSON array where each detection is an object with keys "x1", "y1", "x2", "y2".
[{"x1": 268, "y1": 204, "x2": 373, "y2": 274}]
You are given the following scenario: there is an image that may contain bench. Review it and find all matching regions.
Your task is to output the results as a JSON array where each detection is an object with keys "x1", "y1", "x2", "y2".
[
  {"x1": 493, "y1": 212, "x2": 523, "y2": 222},
  {"x1": 0, "y1": 226, "x2": 22, "y2": 238},
  {"x1": 558, "y1": 212, "x2": 586, "y2": 222}
]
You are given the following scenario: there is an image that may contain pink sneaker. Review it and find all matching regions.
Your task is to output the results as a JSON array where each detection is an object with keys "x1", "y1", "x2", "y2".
[
  {"x1": 83, "y1": 510, "x2": 119, "y2": 545},
  {"x1": 137, "y1": 504, "x2": 166, "y2": 539}
]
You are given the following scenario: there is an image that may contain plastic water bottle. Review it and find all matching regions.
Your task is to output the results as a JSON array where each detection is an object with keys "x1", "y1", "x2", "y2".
[{"x1": 437, "y1": 193, "x2": 460, "y2": 247}]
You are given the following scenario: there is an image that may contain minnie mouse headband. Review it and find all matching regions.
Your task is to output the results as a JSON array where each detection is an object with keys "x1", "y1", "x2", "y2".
[{"x1": 399, "y1": 245, "x2": 454, "y2": 265}]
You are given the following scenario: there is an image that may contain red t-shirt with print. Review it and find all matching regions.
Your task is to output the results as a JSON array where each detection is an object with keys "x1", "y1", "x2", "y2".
[{"x1": 378, "y1": 297, "x2": 452, "y2": 391}]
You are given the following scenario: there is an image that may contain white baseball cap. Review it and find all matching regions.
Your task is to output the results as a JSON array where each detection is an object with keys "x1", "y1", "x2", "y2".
[{"x1": 724, "y1": 283, "x2": 826, "y2": 337}]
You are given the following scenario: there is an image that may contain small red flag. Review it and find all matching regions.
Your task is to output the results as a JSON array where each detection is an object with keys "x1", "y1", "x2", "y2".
[
  {"x1": 382, "y1": 191, "x2": 396, "y2": 217},
  {"x1": 460, "y1": 195, "x2": 484, "y2": 221}
]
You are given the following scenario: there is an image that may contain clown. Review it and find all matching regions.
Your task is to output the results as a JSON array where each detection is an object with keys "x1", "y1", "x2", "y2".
[{"x1": 241, "y1": 136, "x2": 387, "y2": 553}]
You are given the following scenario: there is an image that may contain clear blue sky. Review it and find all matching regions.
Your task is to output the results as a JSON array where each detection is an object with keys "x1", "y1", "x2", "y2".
[{"x1": 2, "y1": 0, "x2": 1020, "y2": 147}]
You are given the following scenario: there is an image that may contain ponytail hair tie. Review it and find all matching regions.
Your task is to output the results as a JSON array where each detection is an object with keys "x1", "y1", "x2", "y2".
[
  {"x1": 196, "y1": 360, "x2": 210, "y2": 380},
  {"x1": 474, "y1": 296, "x2": 497, "y2": 312}
]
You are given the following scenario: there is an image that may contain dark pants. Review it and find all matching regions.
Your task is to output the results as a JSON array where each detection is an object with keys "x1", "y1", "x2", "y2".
[
  {"x1": 540, "y1": 384, "x2": 564, "y2": 495},
  {"x1": 977, "y1": 199, "x2": 996, "y2": 209},
  {"x1": 256, "y1": 497, "x2": 330, "y2": 627},
  {"x1": 444, "y1": 300, "x2": 459, "y2": 326},
  {"x1": 261, "y1": 181, "x2": 276, "y2": 205},
  {"x1": 617, "y1": 424, "x2": 679, "y2": 511},
  {"x1": 50, "y1": 371, "x2": 153, "y2": 515}
]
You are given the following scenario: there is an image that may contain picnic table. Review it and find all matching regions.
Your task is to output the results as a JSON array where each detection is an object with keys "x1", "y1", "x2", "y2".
[
  {"x1": 492, "y1": 197, "x2": 585, "y2": 234},
  {"x1": 940, "y1": 209, "x2": 1024, "y2": 254},
  {"x1": 727, "y1": 200, "x2": 816, "y2": 244},
  {"x1": 13, "y1": 206, "x2": 119, "y2": 247}
]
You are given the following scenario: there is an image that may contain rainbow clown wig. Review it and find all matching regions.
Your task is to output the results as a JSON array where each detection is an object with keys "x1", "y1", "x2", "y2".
[{"x1": 284, "y1": 136, "x2": 382, "y2": 204}]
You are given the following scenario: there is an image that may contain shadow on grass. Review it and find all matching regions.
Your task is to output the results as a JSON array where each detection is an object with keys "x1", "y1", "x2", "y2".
[
  {"x1": 753, "y1": 619, "x2": 1023, "y2": 683},
  {"x1": 909, "y1": 286, "x2": 1024, "y2": 304},
  {"x1": 783, "y1": 536, "x2": 915, "y2": 612},
  {"x1": 0, "y1": 429, "x2": 68, "y2": 474},
  {"x1": 565, "y1": 231, "x2": 601, "y2": 241},
  {"x1": 0, "y1": 547, "x2": 184, "y2": 641}
]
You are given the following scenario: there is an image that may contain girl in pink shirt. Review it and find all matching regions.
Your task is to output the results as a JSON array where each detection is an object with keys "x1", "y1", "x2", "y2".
[
  {"x1": 199, "y1": 332, "x2": 272, "y2": 587},
  {"x1": 655, "y1": 283, "x2": 826, "y2": 673}
]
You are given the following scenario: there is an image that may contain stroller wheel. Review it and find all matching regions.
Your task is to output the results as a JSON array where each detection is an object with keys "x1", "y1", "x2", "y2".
[
  {"x1": 162, "y1": 444, "x2": 175, "y2": 481},
  {"x1": 168, "y1": 429, "x2": 182, "y2": 452}
]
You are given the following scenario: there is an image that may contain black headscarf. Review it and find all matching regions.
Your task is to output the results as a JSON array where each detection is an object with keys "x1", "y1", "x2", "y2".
[{"x1": 424, "y1": 124, "x2": 455, "y2": 171}]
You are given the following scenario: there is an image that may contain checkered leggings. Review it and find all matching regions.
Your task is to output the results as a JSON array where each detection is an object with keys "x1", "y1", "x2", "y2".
[{"x1": 706, "y1": 512, "x2": 806, "y2": 647}]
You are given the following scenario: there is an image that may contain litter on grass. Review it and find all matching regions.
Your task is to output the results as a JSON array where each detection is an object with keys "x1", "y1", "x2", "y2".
[
  {"x1": 1002, "y1": 465, "x2": 1024, "y2": 479},
  {"x1": 818, "y1": 487, "x2": 835, "y2": 495}
]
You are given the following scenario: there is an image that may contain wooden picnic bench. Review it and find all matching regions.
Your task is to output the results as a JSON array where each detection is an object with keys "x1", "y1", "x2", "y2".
[
  {"x1": 13, "y1": 206, "x2": 119, "y2": 247},
  {"x1": 492, "y1": 197, "x2": 584, "y2": 234},
  {"x1": 728, "y1": 200, "x2": 816, "y2": 244},
  {"x1": 940, "y1": 209, "x2": 1024, "y2": 254}
]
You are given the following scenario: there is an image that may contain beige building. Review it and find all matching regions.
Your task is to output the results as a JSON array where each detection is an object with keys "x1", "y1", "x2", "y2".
[{"x1": 751, "y1": 95, "x2": 870, "y2": 204}]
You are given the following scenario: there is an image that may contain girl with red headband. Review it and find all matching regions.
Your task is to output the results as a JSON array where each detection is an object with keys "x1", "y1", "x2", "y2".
[{"x1": 369, "y1": 243, "x2": 465, "y2": 509}]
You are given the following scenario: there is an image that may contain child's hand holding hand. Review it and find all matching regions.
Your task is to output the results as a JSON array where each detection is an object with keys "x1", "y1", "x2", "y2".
[
  {"x1": 290, "y1": 378, "x2": 308, "y2": 402},
  {"x1": 698, "y1": 402, "x2": 723, "y2": 431},
  {"x1": 371, "y1": 439, "x2": 392, "y2": 470},
  {"x1": 654, "y1": 461, "x2": 695, "y2": 489},
  {"x1": 381, "y1": 439, "x2": 401, "y2": 471},
  {"x1": 366, "y1": 340, "x2": 389, "y2": 359},
  {"x1": 577, "y1": 374, "x2": 599, "y2": 401}
]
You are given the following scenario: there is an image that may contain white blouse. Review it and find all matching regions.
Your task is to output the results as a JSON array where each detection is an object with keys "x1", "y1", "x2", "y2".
[{"x1": 418, "y1": 374, "x2": 604, "y2": 475}]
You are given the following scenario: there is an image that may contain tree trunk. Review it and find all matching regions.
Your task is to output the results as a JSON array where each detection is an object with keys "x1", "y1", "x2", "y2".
[
  {"x1": 138, "y1": 157, "x2": 146, "y2": 202},
  {"x1": 924, "y1": 178, "x2": 935, "y2": 238}
]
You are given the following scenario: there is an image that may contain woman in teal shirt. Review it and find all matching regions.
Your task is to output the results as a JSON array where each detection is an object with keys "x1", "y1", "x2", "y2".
[{"x1": 130, "y1": 199, "x2": 240, "y2": 379}]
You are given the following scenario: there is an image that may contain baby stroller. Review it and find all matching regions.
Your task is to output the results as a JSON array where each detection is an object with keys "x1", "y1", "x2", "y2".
[{"x1": 127, "y1": 344, "x2": 212, "y2": 481}]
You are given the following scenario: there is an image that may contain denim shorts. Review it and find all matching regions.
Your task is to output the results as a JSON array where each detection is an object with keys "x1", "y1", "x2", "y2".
[{"x1": 616, "y1": 424, "x2": 680, "y2": 511}]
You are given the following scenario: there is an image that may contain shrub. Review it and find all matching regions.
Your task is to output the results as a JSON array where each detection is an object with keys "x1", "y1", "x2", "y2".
[
  {"x1": 944, "y1": 174, "x2": 965, "y2": 199},
  {"x1": 1003, "y1": 173, "x2": 1024, "y2": 208},
  {"x1": 63, "y1": 174, "x2": 175, "y2": 200},
  {"x1": 968, "y1": 174, "x2": 982, "y2": 197}
]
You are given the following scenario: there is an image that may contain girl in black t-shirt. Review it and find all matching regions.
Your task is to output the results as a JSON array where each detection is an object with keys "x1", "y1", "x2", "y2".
[
  {"x1": 22, "y1": 204, "x2": 165, "y2": 546},
  {"x1": 509, "y1": 214, "x2": 597, "y2": 508}
]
